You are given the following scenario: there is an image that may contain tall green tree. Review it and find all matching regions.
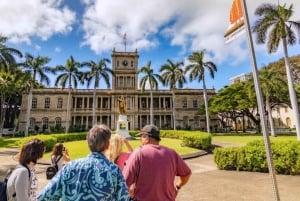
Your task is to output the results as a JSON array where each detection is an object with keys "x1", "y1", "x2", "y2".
[
  {"x1": 81, "y1": 58, "x2": 114, "y2": 125},
  {"x1": 53, "y1": 56, "x2": 82, "y2": 133},
  {"x1": 22, "y1": 53, "x2": 52, "y2": 136},
  {"x1": 185, "y1": 49, "x2": 217, "y2": 133},
  {"x1": 138, "y1": 61, "x2": 161, "y2": 125},
  {"x1": 249, "y1": 67, "x2": 288, "y2": 136},
  {"x1": 160, "y1": 59, "x2": 186, "y2": 130},
  {"x1": 0, "y1": 69, "x2": 30, "y2": 135},
  {"x1": 253, "y1": 3, "x2": 300, "y2": 140},
  {"x1": 0, "y1": 35, "x2": 22, "y2": 69}
]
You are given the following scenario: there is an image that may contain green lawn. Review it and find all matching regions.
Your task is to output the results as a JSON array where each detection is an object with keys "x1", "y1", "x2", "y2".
[
  {"x1": 1, "y1": 134, "x2": 298, "y2": 160},
  {"x1": 43, "y1": 137, "x2": 200, "y2": 160}
]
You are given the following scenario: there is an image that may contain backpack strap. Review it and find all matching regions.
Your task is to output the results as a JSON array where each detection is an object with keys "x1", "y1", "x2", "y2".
[
  {"x1": 11, "y1": 165, "x2": 31, "y2": 198},
  {"x1": 52, "y1": 155, "x2": 62, "y2": 165},
  {"x1": 21, "y1": 164, "x2": 31, "y2": 179},
  {"x1": 55, "y1": 155, "x2": 62, "y2": 164}
]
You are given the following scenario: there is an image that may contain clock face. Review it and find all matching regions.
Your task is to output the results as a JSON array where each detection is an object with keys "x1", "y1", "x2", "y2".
[{"x1": 122, "y1": 60, "x2": 128, "y2": 66}]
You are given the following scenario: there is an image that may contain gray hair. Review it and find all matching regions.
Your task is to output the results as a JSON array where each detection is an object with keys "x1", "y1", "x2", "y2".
[{"x1": 87, "y1": 124, "x2": 111, "y2": 153}]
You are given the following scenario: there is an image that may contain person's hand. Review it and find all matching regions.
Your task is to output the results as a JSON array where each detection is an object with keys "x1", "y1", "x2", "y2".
[{"x1": 63, "y1": 148, "x2": 68, "y2": 155}]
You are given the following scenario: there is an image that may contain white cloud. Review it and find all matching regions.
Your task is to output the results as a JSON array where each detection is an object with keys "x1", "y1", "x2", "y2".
[
  {"x1": 0, "y1": 0, "x2": 76, "y2": 44},
  {"x1": 80, "y1": 0, "x2": 300, "y2": 66},
  {"x1": 54, "y1": 47, "x2": 61, "y2": 53},
  {"x1": 1, "y1": 0, "x2": 299, "y2": 72},
  {"x1": 35, "y1": 45, "x2": 41, "y2": 51}
]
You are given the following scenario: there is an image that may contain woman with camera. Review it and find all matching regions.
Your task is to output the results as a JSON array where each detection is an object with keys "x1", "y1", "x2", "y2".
[{"x1": 51, "y1": 143, "x2": 71, "y2": 170}]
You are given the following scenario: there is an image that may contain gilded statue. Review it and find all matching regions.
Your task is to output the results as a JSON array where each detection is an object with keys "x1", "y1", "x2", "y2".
[{"x1": 118, "y1": 96, "x2": 127, "y2": 115}]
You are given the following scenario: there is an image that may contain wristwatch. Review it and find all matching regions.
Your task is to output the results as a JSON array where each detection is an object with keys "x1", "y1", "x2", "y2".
[{"x1": 176, "y1": 185, "x2": 181, "y2": 190}]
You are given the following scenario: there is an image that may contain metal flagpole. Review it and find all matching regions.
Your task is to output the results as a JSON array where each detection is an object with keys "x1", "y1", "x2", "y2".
[{"x1": 241, "y1": 0, "x2": 280, "y2": 200}]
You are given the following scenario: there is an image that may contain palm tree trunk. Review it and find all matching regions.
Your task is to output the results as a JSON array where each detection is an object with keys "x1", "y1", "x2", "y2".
[
  {"x1": 266, "y1": 97, "x2": 276, "y2": 137},
  {"x1": 282, "y1": 37, "x2": 300, "y2": 140},
  {"x1": 66, "y1": 87, "x2": 71, "y2": 133},
  {"x1": 92, "y1": 88, "x2": 96, "y2": 125},
  {"x1": 202, "y1": 80, "x2": 211, "y2": 133},
  {"x1": 172, "y1": 89, "x2": 176, "y2": 130},
  {"x1": 25, "y1": 86, "x2": 33, "y2": 136},
  {"x1": 150, "y1": 90, "x2": 153, "y2": 125},
  {"x1": 0, "y1": 93, "x2": 5, "y2": 137}
]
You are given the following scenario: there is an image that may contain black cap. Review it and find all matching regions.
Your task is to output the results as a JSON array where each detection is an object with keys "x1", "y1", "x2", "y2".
[{"x1": 136, "y1": 125, "x2": 161, "y2": 141}]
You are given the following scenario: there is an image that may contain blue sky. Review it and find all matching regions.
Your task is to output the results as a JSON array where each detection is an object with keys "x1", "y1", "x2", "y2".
[{"x1": 1, "y1": 0, "x2": 300, "y2": 91}]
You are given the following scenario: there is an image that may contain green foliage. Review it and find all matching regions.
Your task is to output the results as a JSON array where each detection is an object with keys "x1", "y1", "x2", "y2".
[
  {"x1": 213, "y1": 147, "x2": 240, "y2": 170},
  {"x1": 18, "y1": 135, "x2": 57, "y2": 152},
  {"x1": 18, "y1": 133, "x2": 87, "y2": 152},
  {"x1": 180, "y1": 132, "x2": 211, "y2": 149},
  {"x1": 50, "y1": 125, "x2": 65, "y2": 133},
  {"x1": 214, "y1": 140, "x2": 300, "y2": 175}
]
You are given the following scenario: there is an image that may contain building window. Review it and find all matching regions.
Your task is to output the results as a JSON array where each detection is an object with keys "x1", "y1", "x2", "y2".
[
  {"x1": 193, "y1": 100, "x2": 198, "y2": 108},
  {"x1": 131, "y1": 61, "x2": 133, "y2": 68},
  {"x1": 29, "y1": 118, "x2": 35, "y2": 129},
  {"x1": 42, "y1": 117, "x2": 49, "y2": 130},
  {"x1": 44, "y1": 97, "x2": 50, "y2": 109},
  {"x1": 55, "y1": 117, "x2": 62, "y2": 126},
  {"x1": 57, "y1": 98, "x2": 63, "y2": 109},
  {"x1": 127, "y1": 77, "x2": 132, "y2": 88},
  {"x1": 182, "y1": 98, "x2": 187, "y2": 108},
  {"x1": 126, "y1": 97, "x2": 131, "y2": 110},
  {"x1": 119, "y1": 76, "x2": 124, "y2": 86},
  {"x1": 103, "y1": 98, "x2": 109, "y2": 109},
  {"x1": 117, "y1": 60, "x2": 119, "y2": 68},
  {"x1": 76, "y1": 98, "x2": 83, "y2": 108},
  {"x1": 32, "y1": 97, "x2": 37, "y2": 109}
]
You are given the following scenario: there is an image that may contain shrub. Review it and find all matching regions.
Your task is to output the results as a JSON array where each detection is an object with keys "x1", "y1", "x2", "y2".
[
  {"x1": 214, "y1": 140, "x2": 300, "y2": 175},
  {"x1": 180, "y1": 132, "x2": 211, "y2": 150}
]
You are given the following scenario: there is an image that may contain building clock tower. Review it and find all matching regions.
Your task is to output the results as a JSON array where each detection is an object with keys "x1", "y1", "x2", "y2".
[{"x1": 111, "y1": 48, "x2": 139, "y2": 91}]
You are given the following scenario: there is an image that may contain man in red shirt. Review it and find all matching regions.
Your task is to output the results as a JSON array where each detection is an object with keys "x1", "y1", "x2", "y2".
[{"x1": 123, "y1": 125, "x2": 191, "y2": 201}]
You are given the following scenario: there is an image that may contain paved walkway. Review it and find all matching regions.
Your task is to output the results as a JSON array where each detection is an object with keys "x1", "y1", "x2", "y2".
[{"x1": 1, "y1": 143, "x2": 300, "y2": 201}]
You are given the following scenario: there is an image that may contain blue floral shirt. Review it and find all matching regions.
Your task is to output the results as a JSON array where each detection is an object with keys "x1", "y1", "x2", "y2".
[{"x1": 38, "y1": 152, "x2": 129, "y2": 201}]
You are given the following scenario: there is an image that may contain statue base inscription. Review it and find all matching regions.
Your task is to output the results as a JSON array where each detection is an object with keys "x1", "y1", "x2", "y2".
[{"x1": 116, "y1": 115, "x2": 130, "y2": 138}]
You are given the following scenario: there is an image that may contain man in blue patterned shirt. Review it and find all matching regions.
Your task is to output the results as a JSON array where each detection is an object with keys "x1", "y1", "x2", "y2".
[{"x1": 38, "y1": 124, "x2": 129, "y2": 201}]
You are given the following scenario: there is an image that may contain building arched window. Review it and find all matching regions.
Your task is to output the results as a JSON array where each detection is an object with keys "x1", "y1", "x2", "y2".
[
  {"x1": 286, "y1": 117, "x2": 291, "y2": 127},
  {"x1": 29, "y1": 118, "x2": 36, "y2": 129},
  {"x1": 42, "y1": 117, "x2": 49, "y2": 130},
  {"x1": 55, "y1": 117, "x2": 62, "y2": 126}
]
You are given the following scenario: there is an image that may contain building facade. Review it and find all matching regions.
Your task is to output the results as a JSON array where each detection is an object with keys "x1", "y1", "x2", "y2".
[{"x1": 18, "y1": 49, "x2": 217, "y2": 133}]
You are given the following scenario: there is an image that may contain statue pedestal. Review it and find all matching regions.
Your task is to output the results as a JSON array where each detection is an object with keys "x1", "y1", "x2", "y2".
[{"x1": 116, "y1": 115, "x2": 131, "y2": 138}]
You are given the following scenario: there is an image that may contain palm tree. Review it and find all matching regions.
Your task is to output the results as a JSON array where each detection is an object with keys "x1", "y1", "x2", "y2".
[
  {"x1": 138, "y1": 61, "x2": 161, "y2": 125},
  {"x1": 81, "y1": 58, "x2": 114, "y2": 125},
  {"x1": 257, "y1": 67, "x2": 287, "y2": 137},
  {"x1": 160, "y1": 59, "x2": 186, "y2": 130},
  {"x1": 53, "y1": 56, "x2": 82, "y2": 133},
  {"x1": 0, "y1": 35, "x2": 22, "y2": 69},
  {"x1": 253, "y1": 3, "x2": 300, "y2": 140},
  {"x1": 22, "y1": 53, "x2": 52, "y2": 136},
  {"x1": 185, "y1": 49, "x2": 217, "y2": 133}
]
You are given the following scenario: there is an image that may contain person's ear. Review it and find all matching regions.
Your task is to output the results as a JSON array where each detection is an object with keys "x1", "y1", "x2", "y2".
[{"x1": 105, "y1": 141, "x2": 110, "y2": 149}]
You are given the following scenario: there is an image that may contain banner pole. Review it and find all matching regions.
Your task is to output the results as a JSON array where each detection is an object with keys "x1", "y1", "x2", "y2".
[{"x1": 241, "y1": 0, "x2": 280, "y2": 200}]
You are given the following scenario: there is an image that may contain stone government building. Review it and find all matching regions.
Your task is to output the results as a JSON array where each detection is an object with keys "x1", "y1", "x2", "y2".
[{"x1": 18, "y1": 49, "x2": 217, "y2": 133}]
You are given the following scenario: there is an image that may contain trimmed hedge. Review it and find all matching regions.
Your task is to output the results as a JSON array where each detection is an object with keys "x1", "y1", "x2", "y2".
[{"x1": 214, "y1": 140, "x2": 300, "y2": 175}]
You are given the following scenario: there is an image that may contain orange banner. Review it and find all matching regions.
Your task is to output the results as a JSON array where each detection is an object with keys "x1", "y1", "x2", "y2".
[{"x1": 224, "y1": 0, "x2": 245, "y2": 43}]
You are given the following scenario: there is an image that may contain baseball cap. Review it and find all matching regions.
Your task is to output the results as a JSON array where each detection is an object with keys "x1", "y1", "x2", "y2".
[{"x1": 136, "y1": 125, "x2": 161, "y2": 141}]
